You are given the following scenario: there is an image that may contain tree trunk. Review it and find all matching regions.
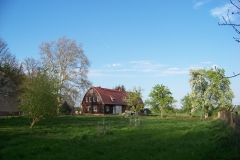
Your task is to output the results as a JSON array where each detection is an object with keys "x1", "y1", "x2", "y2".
[
  {"x1": 205, "y1": 107, "x2": 208, "y2": 119},
  {"x1": 161, "y1": 106, "x2": 164, "y2": 119},
  {"x1": 30, "y1": 118, "x2": 38, "y2": 128}
]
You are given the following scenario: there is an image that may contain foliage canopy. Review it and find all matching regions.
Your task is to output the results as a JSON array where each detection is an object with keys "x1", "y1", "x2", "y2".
[{"x1": 19, "y1": 70, "x2": 60, "y2": 128}]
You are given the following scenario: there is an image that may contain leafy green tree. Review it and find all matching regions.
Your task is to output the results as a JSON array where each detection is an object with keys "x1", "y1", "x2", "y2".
[
  {"x1": 189, "y1": 68, "x2": 234, "y2": 118},
  {"x1": 234, "y1": 105, "x2": 240, "y2": 112},
  {"x1": 122, "y1": 87, "x2": 144, "y2": 113},
  {"x1": 0, "y1": 38, "x2": 25, "y2": 89},
  {"x1": 181, "y1": 94, "x2": 193, "y2": 117},
  {"x1": 113, "y1": 84, "x2": 126, "y2": 91},
  {"x1": 146, "y1": 84, "x2": 174, "y2": 118},
  {"x1": 19, "y1": 70, "x2": 60, "y2": 128}
]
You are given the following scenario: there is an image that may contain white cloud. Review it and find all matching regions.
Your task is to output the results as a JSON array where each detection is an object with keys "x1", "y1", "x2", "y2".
[
  {"x1": 90, "y1": 61, "x2": 221, "y2": 78},
  {"x1": 104, "y1": 63, "x2": 122, "y2": 68},
  {"x1": 88, "y1": 70, "x2": 106, "y2": 77},
  {"x1": 163, "y1": 68, "x2": 189, "y2": 75},
  {"x1": 194, "y1": 2, "x2": 204, "y2": 9},
  {"x1": 168, "y1": 67, "x2": 180, "y2": 71},
  {"x1": 193, "y1": 0, "x2": 210, "y2": 9},
  {"x1": 154, "y1": 67, "x2": 189, "y2": 77},
  {"x1": 210, "y1": 3, "x2": 239, "y2": 22},
  {"x1": 112, "y1": 63, "x2": 122, "y2": 67},
  {"x1": 90, "y1": 61, "x2": 166, "y2": 77},
  {"x1": 201, "y1": 61, "x2": 212, "y2": 64},
  {"x1": 128, "y1": 60, "x2": 166, "y2": 70},
  {"x1": 142, "y1": 69, "x2": 156, "y2": 73}
]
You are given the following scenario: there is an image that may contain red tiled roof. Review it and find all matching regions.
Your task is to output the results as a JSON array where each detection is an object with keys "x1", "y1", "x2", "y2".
[{"x1": 93, "y1": 87, "x2": 128, "y2": 105}]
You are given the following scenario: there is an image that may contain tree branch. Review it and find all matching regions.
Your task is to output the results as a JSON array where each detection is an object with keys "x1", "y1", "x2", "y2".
[
  {"x1": 215, "y1": 66, "x2": 240, "y2": 78},
  {"x1": 230, "y1": 0, "x2": 240, "y2": 9},
  {"x1": 218, "y1": 8, "x2": 240, "y2": 42}
]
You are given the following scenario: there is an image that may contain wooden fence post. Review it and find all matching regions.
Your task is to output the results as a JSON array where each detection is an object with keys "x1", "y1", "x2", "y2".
[
  {"x1": 103, "y1": 122, "x2": 105, "y2": 134},
  {"x1": 98, "y1": 123, "x2": 99, "y2": 133}
]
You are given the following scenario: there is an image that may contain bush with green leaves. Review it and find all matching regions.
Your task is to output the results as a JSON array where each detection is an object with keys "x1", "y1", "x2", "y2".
[{"x1": 19, "y1": 71, "x2": 60, "y2": 128}]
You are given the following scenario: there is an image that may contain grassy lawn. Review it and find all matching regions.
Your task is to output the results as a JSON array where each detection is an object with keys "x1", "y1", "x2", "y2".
[{"x1": 0, "y1": 115, "x2": 239, "y2": 160}]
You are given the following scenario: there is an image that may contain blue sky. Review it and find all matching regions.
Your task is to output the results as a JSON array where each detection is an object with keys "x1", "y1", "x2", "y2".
[{"x1": 0, "y1": 0, "x2": 239, "y2": 108}]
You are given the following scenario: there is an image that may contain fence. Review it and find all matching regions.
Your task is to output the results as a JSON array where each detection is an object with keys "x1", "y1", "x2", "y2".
[
  {"x1": 129, "y1": 118, "x2": 140, "y2": 126},
  {"x1": 97, "y1": 122, "x2": 110, "y2": 134},
  {"x1": 218, "y1": 110, "x2": 240, "y2": 134}
]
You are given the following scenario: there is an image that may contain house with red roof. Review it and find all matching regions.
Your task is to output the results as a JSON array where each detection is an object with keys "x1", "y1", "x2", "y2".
[{"x1": 81, "y1": 86, "x2": 143, "y2": 114}]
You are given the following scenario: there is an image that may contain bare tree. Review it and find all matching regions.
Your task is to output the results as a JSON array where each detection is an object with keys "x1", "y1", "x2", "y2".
[
  {"x1": 219, "y1": 0, "x2": 240, "y2": 42},
  {"x1": 39, "y1": 36, "x2": 92, "y2": 101},
  {"x1": 217, "y1": 0, "x2": 240, "y2": 78},
  {"x1": 23, "y1": 57, "x2": 41, "y2": 80}
]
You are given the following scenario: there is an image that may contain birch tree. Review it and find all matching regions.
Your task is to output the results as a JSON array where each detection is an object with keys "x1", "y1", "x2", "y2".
[{"x1": 39, "y1": 37, "x2": 91, "y2": 102}]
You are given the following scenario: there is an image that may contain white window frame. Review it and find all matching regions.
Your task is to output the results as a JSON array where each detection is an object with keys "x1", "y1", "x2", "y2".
[
  {"x1": 105, "y1": 106, "x2": 109, "y2": 112},
  {"x1": 93, "y1": 105, "x2": 97, "y2": 112},
  {"x1": 88, "y1": 106, "x2": 91, "y2": 111},
  {"x1": 4, "y1": 91, "x2": 8, "y2": 97},
  {"x1": 86, "y1": 97, "x2": 88, "y2": 102}
]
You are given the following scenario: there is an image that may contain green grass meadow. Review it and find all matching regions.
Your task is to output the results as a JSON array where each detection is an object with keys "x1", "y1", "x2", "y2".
[{"x1": 0, "y1": 115, "x2": 239, "y2": 160}]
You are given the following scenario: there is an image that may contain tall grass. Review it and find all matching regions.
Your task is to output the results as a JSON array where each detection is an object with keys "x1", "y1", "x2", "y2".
[{"x1": 0, "y1": 115, "x2": 239, "y2": 160}]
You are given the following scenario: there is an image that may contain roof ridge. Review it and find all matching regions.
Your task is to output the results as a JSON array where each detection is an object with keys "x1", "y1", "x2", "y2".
[{"x1": 93, "y1": 86, "x2": 125, "y2": 92}]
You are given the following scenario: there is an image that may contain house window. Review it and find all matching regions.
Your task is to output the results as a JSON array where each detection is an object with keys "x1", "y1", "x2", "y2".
[
  {"x1": 3, "y1": 91, "x2": 8, "y2": 97},
  {"x1": 105, "y1": 106, "x2": 109, "y2": 112},
  {"x1": 110, "y1": 96, "x2": 115, "y2": 103},
  {"x1": 89, "y1": 97, "x2": 92, "y2": 102},
  {"x1": 93, "y1": 105, "x2": 97, "y2": 112},
  {"x1": 88, "y1": 106, "x2": 91, "y2": 111},
  {"x1": 86, "y1": 97, "x2": 88, "y2": 102},
  {"x1": 93, "y1": 97, "x2": 96, "y2": 102},
  {"x1": 97, "y1": 96, "x2": 100, "y2": 102}
]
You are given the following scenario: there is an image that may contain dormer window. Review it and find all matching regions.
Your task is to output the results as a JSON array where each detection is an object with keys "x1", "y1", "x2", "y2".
[{"x1": 109, "y1": 95, "x2": 115, "y2": 103}]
